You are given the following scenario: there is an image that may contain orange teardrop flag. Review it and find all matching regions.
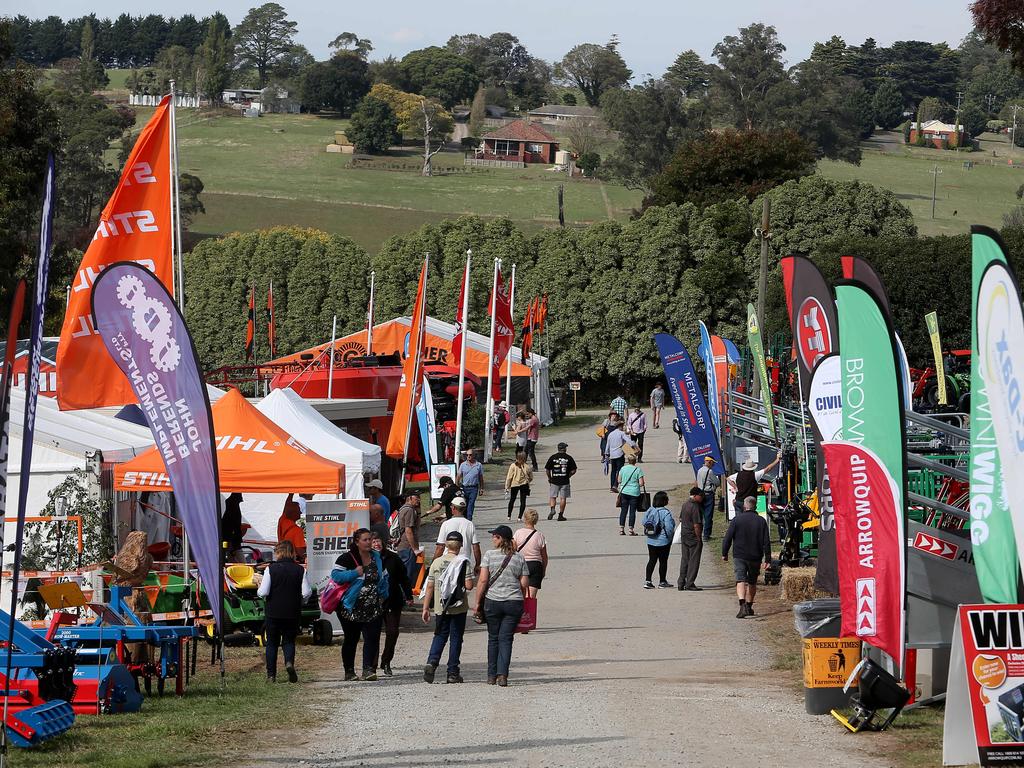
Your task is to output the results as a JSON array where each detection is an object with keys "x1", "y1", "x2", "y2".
[
  {"x1": 386, "y1": 261, "x2": 428, "y2": 459},
  {"x1": 57, "y1": 96, "x2": 175, "y2": 410}
]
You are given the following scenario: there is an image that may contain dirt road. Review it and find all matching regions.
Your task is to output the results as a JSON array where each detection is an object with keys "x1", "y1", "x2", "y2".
[{"x1": 257, "y1": 414, "x2": 888, "y2": 767}]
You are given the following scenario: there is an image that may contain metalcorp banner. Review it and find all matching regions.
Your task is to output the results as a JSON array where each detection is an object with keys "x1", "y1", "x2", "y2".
[
  {"x1": 971, "y1": 227, "x2": 1019, "y2": 605},
  {"x1": 697, "y1": 321, "x2": 720, "y2": 438},
  {"x1": 977, "y1": 255, "x2": 1024, "y2": 600},
  {"x1": 925, "y1": 311, "x2": 948, "y2": 406},
  {"x1": 822, "y1": 440, "x2": 906, "y2": 671},
  {"x1": 654, "y1": 333, "x2": 723, "y2": 478},
  {"x1": 91, "y1": 262, "x2": 223, "y2": 631},
  {"x1": 746, "y1": 303, "x2": 775, "y2": 438}
]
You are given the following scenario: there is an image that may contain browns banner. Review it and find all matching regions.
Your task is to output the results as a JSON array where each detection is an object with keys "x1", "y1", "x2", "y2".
[
  {"x1": 57, "y1": 96, "x2": 173, "y2": 411},
  {"x1": 781, "y1": 255, "x2": 840, "y2": 594},
  {"x1": 822, "y1": 440, "x2": 906, "y2": 670}
]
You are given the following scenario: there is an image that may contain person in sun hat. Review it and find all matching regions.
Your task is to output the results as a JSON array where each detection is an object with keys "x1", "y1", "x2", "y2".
[{"x1": 727, "y1": 452, "x2": 782, "y2": 516}]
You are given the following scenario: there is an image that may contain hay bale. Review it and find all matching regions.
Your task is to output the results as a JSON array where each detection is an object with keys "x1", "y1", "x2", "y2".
[{"x1": 781, "y1": 567, "x2": 834, "y2": 603}]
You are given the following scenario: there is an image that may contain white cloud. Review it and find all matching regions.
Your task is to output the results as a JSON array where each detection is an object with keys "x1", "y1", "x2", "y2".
[{"x1": 387, "y1": 27, "x2": 424, "y2": 44}]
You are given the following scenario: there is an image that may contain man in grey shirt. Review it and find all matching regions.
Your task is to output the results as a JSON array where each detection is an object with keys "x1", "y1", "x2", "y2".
[{"x1": 695, "y1": 456, "x2": 721, "y2": 541}]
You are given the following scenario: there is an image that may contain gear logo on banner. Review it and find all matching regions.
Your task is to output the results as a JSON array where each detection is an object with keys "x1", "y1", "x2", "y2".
[
  {"x1": 116, "y1": 272, "x2": 181, "y2": 373},
  {"x1": 797, "y1": 297, "x2": 833, "y2": 370}
]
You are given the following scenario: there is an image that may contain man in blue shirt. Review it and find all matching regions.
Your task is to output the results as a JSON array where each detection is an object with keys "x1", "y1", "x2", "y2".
[
  {"x1": 457, "y1": 450, "x2": 484, "y2": 521},
  {"x1": 366, "y1": 479, "x2": 390, "y2": 518}
]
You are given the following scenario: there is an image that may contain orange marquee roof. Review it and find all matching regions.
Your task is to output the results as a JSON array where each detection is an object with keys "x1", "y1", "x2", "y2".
[
  {"x1": 114, "y1": 388, "x2": 345, "y2": 493},
  {"x1": 268, "y1": 317, "x2": 534, "y2": 378}
]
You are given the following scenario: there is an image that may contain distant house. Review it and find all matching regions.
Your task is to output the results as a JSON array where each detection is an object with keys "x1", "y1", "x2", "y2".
[
  {"x1": 909, "y1": 120, "x2": 964, "y2": 149},
  {"x1": 527, "y1": 104, "x2": 598, "y2": 123},
  {"x1": 222, "y1": 86, "x2": 299, "y2": 114},
  {"x1": 479, "y1": 120, "x2": 559, "y2": 164}
]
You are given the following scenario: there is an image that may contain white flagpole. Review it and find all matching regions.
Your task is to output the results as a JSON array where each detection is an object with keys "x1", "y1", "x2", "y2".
[
  {"x1": 167, "y1": 81, "x2": 178, "y2": 302},
  {"x1": 169, "y1": 80, "x2": 184, "y2": 311},
  {"x1": 483, "y1": 258, "x2": 500, "y2": 463},
  {"x1": 327, "y1": 314, "x2": 338, "y2": 400},
  {"x1": 453, "y1": 250, "x2": 471, "y2": 460},
  {"x1": 504, "y1": 264, "x2": 516, "y2": 415},
  {"x1": 366, "y1": 270, "x2": 376, "y2": 355}
]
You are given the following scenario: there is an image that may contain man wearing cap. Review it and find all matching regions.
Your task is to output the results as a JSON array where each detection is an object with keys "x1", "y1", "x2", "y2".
[
  {"x1": 366, "y1": 479, "x2": 390, "y2": 519},
  {"x1": 728, "y1": 452, "x2": 782, "y2": 516},
  {"x1": 492, "y1": 401, "x2": 511, "y2": 454},
  {"x1": 677, "y1": 487, "x2": 705, "y2": 591},
  {"x1": 426, "y1": 476, "x2": 460, "y2": 520},
  {"x1": 695, "y1": 456, "x2": 721, "y2": 541},
  {"x1": 457, "y1": 450, "x2": 484, "y2": 521},
  {"x1": 544, "y1": 442, "x2": 577, "y2": 521},
  {"x1": 422, "y1": 530, "x2": 474, "y2": 684},
  {"x1": 434, "y1": 496, "x2": 481, "y2": 572},
  {"x1": 395, "y1": 491, "x2": 422, "y2": 583}
]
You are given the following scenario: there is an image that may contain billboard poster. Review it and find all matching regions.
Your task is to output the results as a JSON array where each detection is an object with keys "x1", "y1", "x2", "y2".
[
  {"x1": 944, "y1": 605, "x2": 1024, "y2": 766},
  {"x1": 305, "y1": 499, "x2": 371, "y2": 632}
]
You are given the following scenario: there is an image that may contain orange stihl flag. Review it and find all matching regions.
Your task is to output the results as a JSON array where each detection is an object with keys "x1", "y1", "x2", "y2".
[
  {"x1": 57, "y1": 96, "x2": 174, "y2": 410},
  {"x1": 385, "y1": 260, "x2": 428, "y2": 459}
]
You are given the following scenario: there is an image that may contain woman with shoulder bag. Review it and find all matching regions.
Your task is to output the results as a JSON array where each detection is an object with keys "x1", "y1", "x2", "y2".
[
  {"x1": 473, "y1": 525, "x2": 529, "y2": 687},
  {"x1": 616, "y1": 454, "x2": 646, "y2": 536},
  {"x1": 642, "y1": 491, "x2": 676, "y2": 589},
  {"x1": 330, "y1": 528, "x2": 390, "y2": 681},
  {"x1": 513, "y1": 509, "x2": 548, "y2": 598}
]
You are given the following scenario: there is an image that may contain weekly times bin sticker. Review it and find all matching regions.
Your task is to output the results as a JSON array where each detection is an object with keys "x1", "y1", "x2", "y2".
[
  {"x1": 801, "y1": 638, "x2": 861, "y2": 688},
  {"x1": 944, "y1": 605, "x2": 1024, "y2": 767}
]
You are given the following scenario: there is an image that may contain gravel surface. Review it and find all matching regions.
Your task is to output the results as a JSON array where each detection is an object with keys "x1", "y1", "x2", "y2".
[{"x1": 254, "y1": 415, "x2": 890, "y2": 767}]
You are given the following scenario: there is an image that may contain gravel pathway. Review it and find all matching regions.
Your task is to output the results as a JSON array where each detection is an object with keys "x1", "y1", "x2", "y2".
[{"x1": 255, "y1": 414, "x2": 889, "y2": 767}]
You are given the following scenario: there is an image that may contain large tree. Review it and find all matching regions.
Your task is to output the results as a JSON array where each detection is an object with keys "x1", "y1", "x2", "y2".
[
  {"x1": 709, "y1": 23, "x2": 788, "y2": 130},
  {"x1": 555, "y1": 40, "x2": 631, "y2": 107},
  {"x1": 872, "y1": 78, "x2": 905, "y2": 129},
  {"x1": 646, "y1": 129, "x2": 816, "y2": 210},
  {"x1": 399, "y1": 46, "x2": 478, "y2": 108},
  {"x1": 233, "y1": 3, "x2": 298, "y2": 88},
  {"x1": 196, "y1": 17, "x2": 234, "y2": 102},
  {"x1": 329, "y1": 31, "x2": 372, "y2": 59},
  {"x1": 601, "y1": 79, "x2": 693, "y2": 189},
  {"x1": 347, "y1": 96, "x2": 397, "y2": 153},
  {"x1": 299, "y1": 53, "x2": 370, "y2": 115},
  {"x1": 664, "y1": 49, "x2": 710, "y2": 98},
  {"x1": 883, "y1": 40, "x2": 959, "y2": 105},
  {"x1": 972, "y1": 0, "x2": 1024, "y2": 72}
]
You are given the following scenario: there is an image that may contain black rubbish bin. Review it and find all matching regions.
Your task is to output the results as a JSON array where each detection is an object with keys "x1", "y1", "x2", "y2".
[{"x1": 794, "y1": 599, "x2": 861, "y2": 715}]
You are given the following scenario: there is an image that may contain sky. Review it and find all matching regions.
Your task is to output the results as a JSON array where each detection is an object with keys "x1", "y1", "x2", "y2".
[{"x1": 8, "y1": 0, "x2": 978, "y2": 78}]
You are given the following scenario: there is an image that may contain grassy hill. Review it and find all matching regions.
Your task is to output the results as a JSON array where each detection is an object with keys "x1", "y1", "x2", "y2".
[
  {"x1": 818, "y1": 130, "x2": 1024, "y2": 236},
  {"x1": 159, "y1": 109, "x2": 642, "y2": 253}
]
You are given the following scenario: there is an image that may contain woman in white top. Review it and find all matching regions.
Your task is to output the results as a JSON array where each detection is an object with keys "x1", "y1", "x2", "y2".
[{"x1": 513, "y1": 509, "x2": 548, "y2": 598}]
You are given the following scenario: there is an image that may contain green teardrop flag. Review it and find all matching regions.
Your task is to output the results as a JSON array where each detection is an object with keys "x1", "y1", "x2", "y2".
[{"x1": 746, "y1": 303, "x2": 775, "y2": 438}]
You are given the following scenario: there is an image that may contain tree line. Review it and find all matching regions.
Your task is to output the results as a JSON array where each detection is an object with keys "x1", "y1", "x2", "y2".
[{"x1": 179, "y1": 173, "x2": 1023, "y2": 391}]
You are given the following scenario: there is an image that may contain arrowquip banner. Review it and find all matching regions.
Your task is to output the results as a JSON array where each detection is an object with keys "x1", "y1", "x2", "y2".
[
  {"x1": 977, "y1": 254, "x2": 1024, "y2": 603},
  {"x1": 834, "y1": 281, "x2": 908, "y2": 671},
  {"x1": 655, "y1": 333, "x2": 723, "y2": 478},
  {"x1": 92, "y1": 262, "x2": 223, "y2": 631},
  {"x1": 971, "y1": 227, "x2": 1019, "y2": 605}
]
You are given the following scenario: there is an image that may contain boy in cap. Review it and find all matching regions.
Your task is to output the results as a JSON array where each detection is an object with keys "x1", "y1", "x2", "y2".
[
  {"x1": 422, "y1": 531, "x2": 474, "y2": 683},
  {"x1": 544, "y1": 441, "x2": 577, "y2": 521}
]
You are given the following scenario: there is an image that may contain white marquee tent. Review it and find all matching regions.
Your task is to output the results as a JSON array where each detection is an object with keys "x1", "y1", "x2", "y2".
[{"x1": 255, "y1": 387, "x2": 381, "y2": 498}]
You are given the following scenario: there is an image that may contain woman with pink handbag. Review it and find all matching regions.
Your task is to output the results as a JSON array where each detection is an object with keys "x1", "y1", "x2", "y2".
[{"x1": 330, "y1": 528, "x2": 390, "y2": 681}]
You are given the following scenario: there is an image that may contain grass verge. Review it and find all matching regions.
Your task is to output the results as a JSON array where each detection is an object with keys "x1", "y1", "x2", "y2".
[{"x1": 12, "y1": 644, "x2": 338, "y2": 768}]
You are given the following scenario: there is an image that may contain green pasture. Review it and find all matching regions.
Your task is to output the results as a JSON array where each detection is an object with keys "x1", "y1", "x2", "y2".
[
  {"x1": 819, "y1": 134, "x2": 1024, "y2": 237},
  {"x1": 160, "y1": 111, "x2": 641, "y2": 251}
]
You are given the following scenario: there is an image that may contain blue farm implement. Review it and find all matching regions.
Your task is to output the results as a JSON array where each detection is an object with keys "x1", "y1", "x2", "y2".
[{"x1": 4, "y1": 699, "x2": 75, "y2": 748}]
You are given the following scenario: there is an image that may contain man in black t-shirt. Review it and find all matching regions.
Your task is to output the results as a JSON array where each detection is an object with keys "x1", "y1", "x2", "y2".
[
  {"x1": 545, "y1": 441, "x2": 578, "y2": 521},
  {"x1": 427, "y1": 476, "x2": 462, "y2": 520}
]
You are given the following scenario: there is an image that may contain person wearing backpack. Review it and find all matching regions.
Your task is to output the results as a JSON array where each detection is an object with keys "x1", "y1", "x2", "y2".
[
  {"x1": 331, "y1": 528, "x2": 390, "y2": 681},
  {"x1": 642, "y1": 492, "x2": 676, "y2": 589},
  {"x1": 421, "y1": 531, "x2": 475, "y2": 684}
]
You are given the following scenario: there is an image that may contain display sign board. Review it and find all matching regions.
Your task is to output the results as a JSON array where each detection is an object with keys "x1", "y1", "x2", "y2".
[
  {"x1": 944, "y1": 605, "x2": 1024, "y2": 766},
  {"x1": 568, "y1": 381, "x2": 581, "y2": 391},
  {"x1": 802, "y1": 638, "x2": 861, "y2": 688},
  {"x1": 305, "y1": 499, "x2": 370, "y2": 632},
  {"x1": 430, "y1": 463, "x2": 457, "y2": 499}
]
